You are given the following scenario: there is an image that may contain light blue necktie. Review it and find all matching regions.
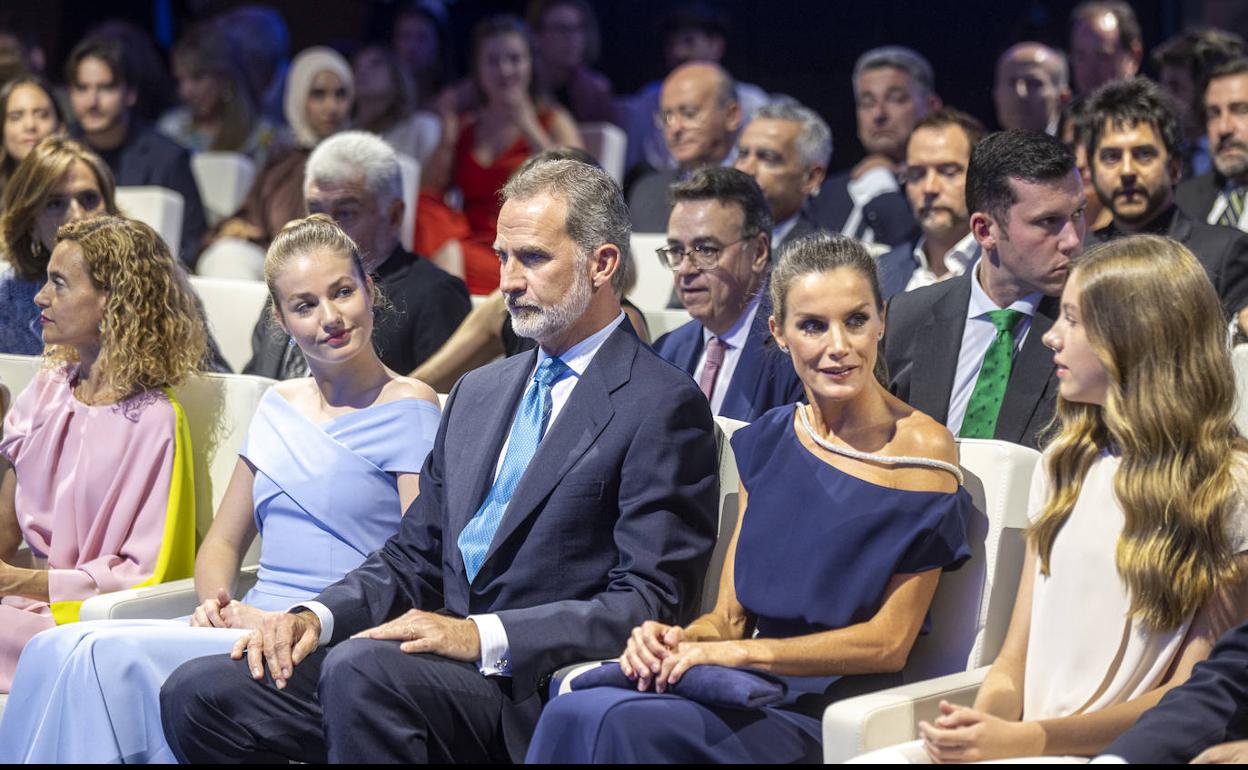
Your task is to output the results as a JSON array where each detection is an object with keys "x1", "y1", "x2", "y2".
[{"x1": 458, "y1": 356, "x2": 569, "y2": 583}]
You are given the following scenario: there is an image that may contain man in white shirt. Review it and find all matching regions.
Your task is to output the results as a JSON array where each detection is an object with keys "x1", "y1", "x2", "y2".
[
  {"x1": 878, "y1": 108, "x2": 986, "y2": 300},
  {"x1": 159, "y1": 160, "x2": 719, "y2": 763}
]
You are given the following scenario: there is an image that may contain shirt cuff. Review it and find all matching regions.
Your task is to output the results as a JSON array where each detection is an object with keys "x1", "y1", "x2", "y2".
[
  {"x1": 470, "y1": 613, "x2": 512, "y2": 676},
  {"x1": 289, "y1": 601, "x2": 334, "y2": 647},
  {"x1": 1089, "y1": 755, "x2": 1128, "y2": 764}
]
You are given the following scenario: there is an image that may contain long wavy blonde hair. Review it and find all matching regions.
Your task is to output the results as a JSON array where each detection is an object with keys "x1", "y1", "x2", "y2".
[
  {"x1": 1028, "y1": 235, "x2": 1245, "y2": 631},
  {"x1": 46, "y1": 216, "x2": 207, "y2": 396}
]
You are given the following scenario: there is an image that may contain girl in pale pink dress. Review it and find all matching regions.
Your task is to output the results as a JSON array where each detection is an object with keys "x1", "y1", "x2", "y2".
[{"x1": 0, "y1": 214, "x2": 207, "y2": 690}]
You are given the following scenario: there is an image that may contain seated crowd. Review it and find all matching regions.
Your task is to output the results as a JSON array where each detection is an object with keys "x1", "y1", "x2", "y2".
[{"x1": 0, "y1": 0, "x2": 1247, "y2": 765}]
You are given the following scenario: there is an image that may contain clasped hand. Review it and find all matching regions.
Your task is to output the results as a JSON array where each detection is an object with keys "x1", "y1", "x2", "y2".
[
  {"x1": 918, "y1": 700, "x2": 1044, "y2": 763},
  {"x1": 191, "y1": 588, "x2": 266, "y2": 630},
  {"x1": 618, "y1": 620, "x2": 746, "y2": 693}
]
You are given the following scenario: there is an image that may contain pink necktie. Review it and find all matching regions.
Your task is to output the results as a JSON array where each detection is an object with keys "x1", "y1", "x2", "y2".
[{"x1": 698, "y1": 337, "x2": 728, "y2": 400}]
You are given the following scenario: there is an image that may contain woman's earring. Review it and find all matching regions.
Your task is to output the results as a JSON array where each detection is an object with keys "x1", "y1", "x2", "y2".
[{"x1": 287, "y1": 335, "x2": 295, "y2": 349}]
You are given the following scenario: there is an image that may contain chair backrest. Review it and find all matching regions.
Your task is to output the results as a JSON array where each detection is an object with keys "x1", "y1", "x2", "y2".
[
  {"x1": 396, "y1": 153, "x2": 422, "y2": 253},
  {"x1": 0, "y1": 354, "x2": 39, "y2": 403},
  {"x1": 643, "y1": 308, "x2": 693, "y2": 340},
  {"x1": 1233, "y1": 344, "x2": 1248, "y2": 436},
  {"x1": 580, "y1": 122, "x2": 628, "y2": 185},
  {"x1": 191, "y1": 152, "x2": 257, "y2": 227},
  {"x1": 899, "y1": 438, "x2": 1040, "y2": 682},
  {"x1": 697, "y1": 416, "x2": 747, "y2": 614},
  {"x1": 116, "y1": 186, "x2": 185, "y2": 262},
  {"x1": 189, "y1": 276, "x2": 271, "y2": 373},
  {"x1": 627, "y1": 232, "x2": 673, "y2": 313}
]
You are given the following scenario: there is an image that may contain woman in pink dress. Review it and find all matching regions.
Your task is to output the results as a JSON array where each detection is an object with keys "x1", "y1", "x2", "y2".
[{"x1": 0, "y1": 214, "x2": 208, "y2": 690}]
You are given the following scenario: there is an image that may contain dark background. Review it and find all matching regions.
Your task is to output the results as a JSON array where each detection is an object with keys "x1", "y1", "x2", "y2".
[{"x1": 5, "y1": 0, "x2": 1243, "y2": 171}]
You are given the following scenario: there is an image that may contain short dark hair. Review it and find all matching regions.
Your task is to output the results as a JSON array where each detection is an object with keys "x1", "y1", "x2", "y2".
[
  {"x1": 64, "y1": 35, "x2": 134, "y2": 88},
  {"x1": 966, "y1": 129, "x2": 1076, "y2": 224},
  {"x1": 1070, "y1": 1, "x2": 1141, "y2": 53},
  {"x1": 670, "y1": 166, "x2": 773, "y2": 248},
  {"x1": 1208, "y1": 56, "x2": 1248, "y2": 86},
  {"x1": 1152, "y1": 27, "x2": 1244, "y2": 78},
  {"x1": 657, "y1": 3, "x2": 729, "y2": 42},
  {"x1": 527, "y1": 0, "x2": 601, "y2": 63},
  {"x1": 912, "y1": 107, "x2": 987, "y2": 151},
  {"x1": 1083, "y1": 77, "x2": 1184, "y2": 165}
]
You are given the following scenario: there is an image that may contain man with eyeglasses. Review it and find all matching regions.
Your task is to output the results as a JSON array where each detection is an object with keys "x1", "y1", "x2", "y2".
[
  {"x1": 627, "y1": 62, "x2": 742, "y2": 234},
  {"x1": 652, "y1": 166, "x2": 803, "y2": 421}
]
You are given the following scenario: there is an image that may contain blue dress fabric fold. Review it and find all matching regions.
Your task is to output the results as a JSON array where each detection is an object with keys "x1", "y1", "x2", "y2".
[
  {"x1": 526, "y1": 404, "x2": 972, "y2": 763},
  {"x1": 0, "y1": 388, "x2": 439, "y2": 764}
]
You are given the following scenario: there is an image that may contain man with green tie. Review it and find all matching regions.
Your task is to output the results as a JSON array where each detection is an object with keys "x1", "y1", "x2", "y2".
[{"x1": 883, "y1": 129, "x2": 1087, "y2": 450}]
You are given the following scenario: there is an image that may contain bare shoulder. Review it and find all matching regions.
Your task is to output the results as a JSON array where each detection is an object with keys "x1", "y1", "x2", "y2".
[
  {"x1": 377, "y1": 375, "x2": 441, "y2": 408},
  {"x1": 891, "y1": 407, "x2": 958, "y2": 467},
  {"x1": 272, "y1": 376, "x2": 314, "y2": 404}
]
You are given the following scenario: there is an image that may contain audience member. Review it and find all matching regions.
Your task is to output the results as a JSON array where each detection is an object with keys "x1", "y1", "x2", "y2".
[
  {"x1": 160, "y1": 158, "x2": 718, "y2": 763},
  {"x1": 1058, "y1": 95, "x2": 1115, "y2": 232},
  {"x1": 244, "y1": 131, "x2": 469, "y2": 380},
  {"x1": 217, "y1": 4, "x2": 291, "y2": 124},
  {"x1": 207, "y1": 46, "x2": 353, "y2": 260},
  {"x1": 0, "y1": 137, "x2": 117, "y2": 355},
  {"x1": 856, "y1": 235, "x2": 1248, "y2": 762},
  {"x1": 392, "y1": 1, "x2": 453, "y2": 112},
  {"x1": 0, "y1": 214, "x2": 442, "y2": 764},
  {"x1": 733, "y1": 98, "x2": 830, "y2": 251},
  {"x1": 993, "y1": 43, "x2": 1070, "y2": 134},
  {"x1": 158, "y1": 23, "x2": 284, "y2": 167},
  {"x1": 415, "y1": 14, "x2": 582, "y2": 295},
  {"x1": 527, "y1": 0, "x2": 616, "y2": 124},
  {"x1": 884, "y1": 129, "x2": 1084, "y2": 450},
  {"x1": 1177, "y1": 57, "x2": 1248, "y2": 232},
  {"x1": 0, "y1": 76, "x2": 63, "y2": 205},
  {"x1": 0, "y1": 215, "x2": 208, "y2": 692},
  {"x1": 350, "y1": 43, "x2": 438, "y2": 164},
  {"x1": 1083, "y1": 77, "x2": 1248, "y2": 323},
  {"x1": 628, "y1": 62, "x2": 741, "y2": 233},
  {"x1": 65, "y1": 35, "x2": 207, "y2": 267},
  {"x1": 1152, "y1": 28, "x2": 1245, "y2": 178},
  {"x1": 82, "y1": 20, "x2": 176, "y2": 123},
  {"x1": 621, "y1": 3, "x2": 768, "y2": 174},
  {"x1": 1068, "y1": 1, "x2": 1143, "y2": 97},
  {"x1": 878, "y1": 108, "x2": 986, "y2": 300},
  {"x1": 808, "y1": 46, "x2": 935, "y2": 249},
  {"x1": 527, "y1": 233, "x2": 971, "y2": 763},
  {"x1": 654, "y1": 167, "x2": 802, "y2": 421}
]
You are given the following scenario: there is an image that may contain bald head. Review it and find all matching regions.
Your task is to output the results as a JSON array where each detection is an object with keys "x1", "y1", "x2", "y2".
[
  {"x1": 994, "y1": 42, "x2": 1071, "y2": 132},
  {"x1": 659, "y1": 62, "x2": 742, "y2": 169}
]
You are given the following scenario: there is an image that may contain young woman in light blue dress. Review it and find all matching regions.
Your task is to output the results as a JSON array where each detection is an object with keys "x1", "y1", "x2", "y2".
[{"x1": 0, "y1": 214, "x2": 443, "y2": 763}]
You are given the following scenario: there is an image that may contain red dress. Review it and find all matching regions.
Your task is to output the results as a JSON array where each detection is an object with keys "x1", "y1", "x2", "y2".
[{"x1": 414, "y1": 111, "x2": 553, "y2": 295}]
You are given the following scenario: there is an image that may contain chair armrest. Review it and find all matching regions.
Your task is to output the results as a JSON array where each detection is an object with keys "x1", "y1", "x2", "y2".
[
  {"x1": 822, "y1": 666, "x2": 990, "y2": 763},
  {"x1": 549, "y1": 659, "x2": 618, "y2": 699},
  {"x1": 78, "y1": 566, "x2": 260, "y2": 621}
]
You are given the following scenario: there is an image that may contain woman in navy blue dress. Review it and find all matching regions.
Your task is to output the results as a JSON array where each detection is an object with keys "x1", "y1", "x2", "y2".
[{"x1": 526, "y1": 233, "x2": 973, "y2": 763}]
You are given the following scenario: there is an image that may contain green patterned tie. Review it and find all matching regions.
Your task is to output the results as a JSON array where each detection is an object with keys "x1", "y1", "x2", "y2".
[
  {"x1": 960, "y1": 309, "x2": 1025, "y2": 439},
  {"x1": 1219, "y1": 187, "x2": 1247, "y2": 228}
]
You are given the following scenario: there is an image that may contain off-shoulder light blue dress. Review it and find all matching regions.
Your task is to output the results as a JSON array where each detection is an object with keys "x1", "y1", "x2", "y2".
[{"x1": 0, "y1": 388, "x2": 440, "y2": 763}]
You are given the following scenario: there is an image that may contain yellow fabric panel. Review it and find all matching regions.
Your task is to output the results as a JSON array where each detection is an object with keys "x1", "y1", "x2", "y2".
[{"x1": 52, "y1": 387, "x2": 197, "y2": 625}]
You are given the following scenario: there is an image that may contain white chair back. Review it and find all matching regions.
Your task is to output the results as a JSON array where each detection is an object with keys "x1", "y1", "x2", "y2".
[
  {"x1": 1233, "y1": 344, "x2": 1248, "y2": 436},
  {"x1": 191, "y1": 152, "x2": 257, "y2": 227},
  {"x1": 698, "y1": 417, "x2": 747, "y2": 613},
  {"x1": 396, "y1": 153, "x2": 422, "y2": 253},
  {"x1": 0, "y1": 353, "x2": 39, "y2": 398},
  {"x1": 580, "y1": 122, "x2": 628, "y2": 185},
  {"x1": 117, "y1": 186, "x2": 185, "y2": 262},
  {"x1": 643, "y1": 309, "x2": 692, "y2": 340},
  {"x1": 189, "y1": 276, "x2": 271, "y2": 373},
  {"x1": 900, "y1": 439, "x2": 1040, "y2": 682},
  {"x1": 627, "y1": 232, "x2": 673, "y2": 313}
]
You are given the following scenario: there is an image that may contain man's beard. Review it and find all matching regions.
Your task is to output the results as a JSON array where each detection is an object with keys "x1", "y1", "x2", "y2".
[
  {"x1": 507, "y1": 264, "x2": 594, "y2": 343},
  {"x1": 1214, "y1": 137, "x2": 1248, "y2": 179}
]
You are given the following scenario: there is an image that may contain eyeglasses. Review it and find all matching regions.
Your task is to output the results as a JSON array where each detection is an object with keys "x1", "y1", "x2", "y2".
[
  {"x1": 656, "y1": 236, "x2": 753, "y2": 271},
  {"x1": 654, "y1": 104, "x2": 709, "y2": 129}
]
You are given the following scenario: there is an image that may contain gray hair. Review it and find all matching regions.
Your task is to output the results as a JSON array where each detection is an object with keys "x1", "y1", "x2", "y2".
[
  {"x1": 852, "y1": 45, "x2": 935, "y2": 102},
  {"x1": 303, "y1": 130, "x2": 402, "y2": 208},
  {"x1": 751, "y1": 98, "x2": 833, "y2": 169},
  {"x1": 501, "y1": 159, "x2": 632, "y2": 293}
]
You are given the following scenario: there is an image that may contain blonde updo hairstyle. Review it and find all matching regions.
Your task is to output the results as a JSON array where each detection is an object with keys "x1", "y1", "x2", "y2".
[
  {"x1": 262, "y1": 213, "x2": 382, "y2": 326},
  {"x1": 48, "y1": 216, "x2": 207, "y2": 395},
  {"x1": 1029, "y1": 234, "x2": 1246, "y2": 631}
]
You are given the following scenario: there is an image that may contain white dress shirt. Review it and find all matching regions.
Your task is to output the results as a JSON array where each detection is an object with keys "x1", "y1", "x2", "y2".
[
  {"x1": 772, "y1": 214, "x2": 799, "y2": 249},
  {"x1": 298, "y1": 313, "x2": 628, "y2": 677},
  {"x1": 691, "y1": 295, "x2": 760, "y2": 416},
  {"x1": 946, "y1": 264, "x2": 1042, "y2": 436},
  {"x1": 904, "y1": 231, "x2": 978, "y2": 292}
]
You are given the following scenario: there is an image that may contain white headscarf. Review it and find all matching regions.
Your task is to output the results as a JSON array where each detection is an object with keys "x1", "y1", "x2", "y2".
[{"x1": 284, "y1": 46, "x2": 355, "y2": 148}]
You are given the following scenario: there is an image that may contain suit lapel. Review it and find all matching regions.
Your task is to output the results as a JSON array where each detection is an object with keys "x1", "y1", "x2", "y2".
[
  {"x1": 720, "y1": 316, "x2": 767, "y2": 421},
  {"x1": 995, "y1": 295, "x2": 1058, "y2": 444},
  {"x1": 908, "y1": 276, "x2": 971, "y2": 424}
]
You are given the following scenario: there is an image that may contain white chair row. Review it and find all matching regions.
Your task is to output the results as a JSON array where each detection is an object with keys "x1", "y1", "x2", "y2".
[
  {"x1": 579, "y1": 122, "x2": 627, "y2": 186},
  {"x1": 116, "y1": 186, "x2": 184, "y2": 263},
  {"x1": 628, "y1": 232, "x2": 672, "y2": 313},
  {"x1": 191, "y1": 152, "x2": 257, "y2": 228},
  {"x1": 189, "y1": 276, "x2": 271, "y2": 374}
]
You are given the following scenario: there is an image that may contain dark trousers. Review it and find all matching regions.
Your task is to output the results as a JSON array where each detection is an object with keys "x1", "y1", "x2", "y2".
[{"x1": 160, "y1": 638, "x2": 513, "y2": 763}]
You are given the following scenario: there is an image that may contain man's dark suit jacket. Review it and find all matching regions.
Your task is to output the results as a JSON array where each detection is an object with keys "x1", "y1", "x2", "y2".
[
  {"x1": 1176, "y1": 170, "x2": 1227, "y2": 224},
  {"x1": 311, "y1": 320, "x2": 719, "y2": 756},
  {"x1": 244, "y1": 245, "x2": 471, "y2": 377},
  {"x1": 653, "y1": 294, "x2": 804, "y2": 422},
  {"x1": 883, "y1": 271, "x2": 1060, "y2": 450},
  {"x1": 1103, "y1": 619, "x2": 1248, "y2": 763},
  {"x1": 876, "y1": 237, "x2": 983, "y2": 301},
  {"x1": 627, "y1": 167, "x2": 680, "y2": 233},
  {"x1": 1087, "y1": 205, "x2": 1248, "y2": 318},
  {"x1": 79, "y1": 123, "x2": 208, "y2": 268},
  {"x1": 776, "y1": 207, "x2": 823, "y2": 252},
  {"x1": 808, "y1": 169, "x2": 919, "y2": 248}
]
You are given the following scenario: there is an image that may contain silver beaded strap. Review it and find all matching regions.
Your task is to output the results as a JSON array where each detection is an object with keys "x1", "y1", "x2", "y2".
[{"x1": 797, "y1": 405, "x2": 965, "y2": 485}]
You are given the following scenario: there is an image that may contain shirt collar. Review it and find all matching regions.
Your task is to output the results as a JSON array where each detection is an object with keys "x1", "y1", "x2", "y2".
[
  {"x1": 536, "y1": 312, "x2": 627, "y2": 378},
  {"x1": 913, "y1": 231, "x2": 978, "y2": 273},
  {"x1": 772, "y1": 213, "x2": 800, "y2": 246},
  {"x1": 967, "y1": 261, "x2": 1041, "y2": 319},
  {"x1": 702, "y1": 291, "x2": 762, "y2": 350}
]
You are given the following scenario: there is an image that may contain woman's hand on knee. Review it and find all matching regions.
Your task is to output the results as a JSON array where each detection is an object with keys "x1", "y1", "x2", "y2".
[
  {"x1": 917, "y1": 700, "x2": 1044, "y2": 763},
  {"x1": 655, "y1": 640, "x2": 748, "y2": 693},
  {"x1": 190, "y1": 588, "x2": 232, "y2": 628},
  {"x1": 619, "y1": 621, "x2": 684, "y2": 690}
]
